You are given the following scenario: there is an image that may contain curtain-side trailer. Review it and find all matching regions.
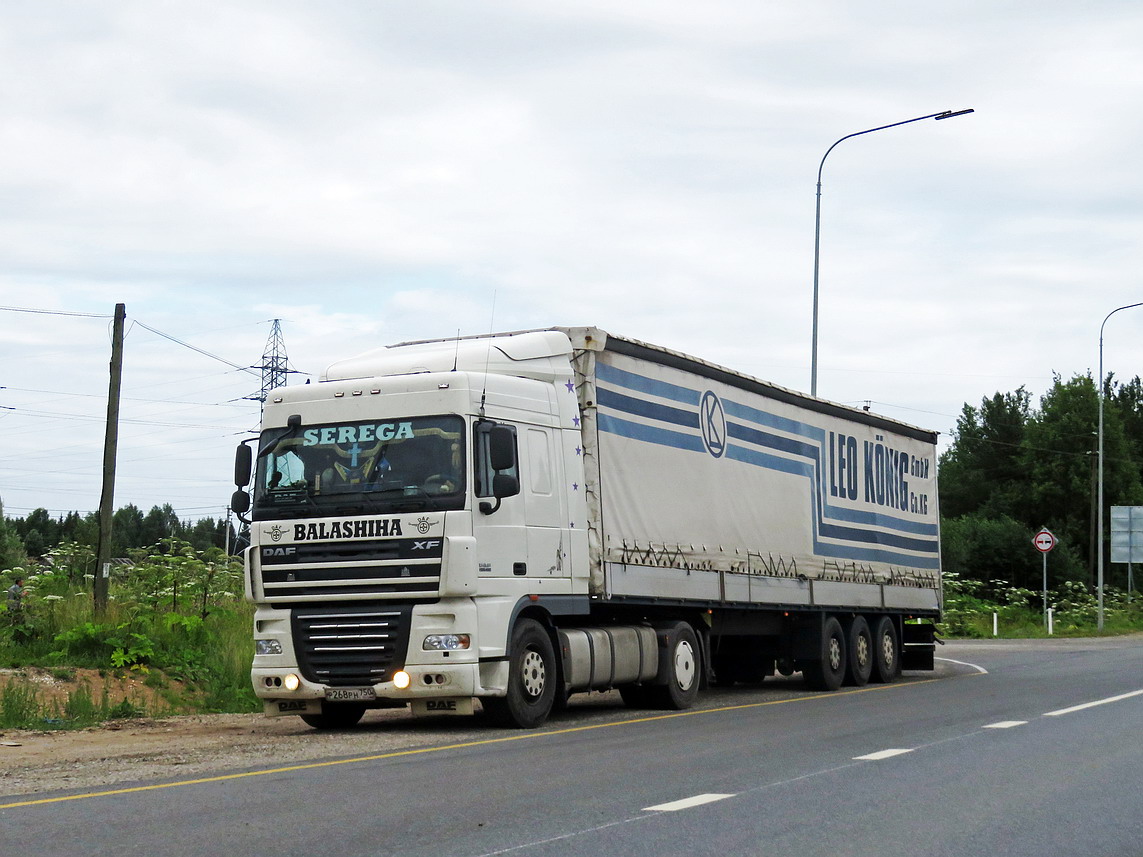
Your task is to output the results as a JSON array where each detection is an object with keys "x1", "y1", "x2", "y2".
[{"x1": 232, "y1": 327, "x2": 941, "y2": 729}]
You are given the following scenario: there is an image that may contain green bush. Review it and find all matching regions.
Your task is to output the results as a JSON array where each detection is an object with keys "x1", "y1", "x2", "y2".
[
  {"x1": 0, "y1": 538, "x2": 257, "y2": 726},
  {"x1": 942, "y1": 572, "x2": 1143, "y2": 638}
]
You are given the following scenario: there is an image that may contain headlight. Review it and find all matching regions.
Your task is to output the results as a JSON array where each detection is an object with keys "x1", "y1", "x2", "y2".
[
  {"x1": 423, "y1": 634, "x2": 471, "y2": 651},
  {"x1": 255, "y1": 639, "x2": 283, "y2": 656},
  {"x1": 393, "y1": 671, "x2": 411, "y2": 689},
  {"x1": 283, "y1": 673, "x2": 300, "y2": 691}
]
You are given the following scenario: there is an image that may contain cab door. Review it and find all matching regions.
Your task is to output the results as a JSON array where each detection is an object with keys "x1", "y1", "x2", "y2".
[
  {"x1": 471, "y1": 421, "x2": 527, "y2": 580},
  {"x1": 521, "y1": 426, "x2": 569, "y2": 577}
]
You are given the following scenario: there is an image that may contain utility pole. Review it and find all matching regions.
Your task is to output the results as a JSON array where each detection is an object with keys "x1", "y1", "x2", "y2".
[{"x1": 95, "y1": 303, "x2": 126, "y2": 614}]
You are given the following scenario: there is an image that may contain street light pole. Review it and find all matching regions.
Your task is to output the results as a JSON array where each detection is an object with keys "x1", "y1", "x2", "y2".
[
  {"x1": 1097, "y1": 301, "x2": 1143, "y2": 630},
  {"x1": 811, "y1": 108, "x2": 974, "y2": 397}
]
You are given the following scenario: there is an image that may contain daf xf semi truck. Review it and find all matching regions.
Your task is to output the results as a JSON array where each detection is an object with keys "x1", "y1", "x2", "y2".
[{"x1": 231, "y1": 327, "x2": 941, "y2": 729}]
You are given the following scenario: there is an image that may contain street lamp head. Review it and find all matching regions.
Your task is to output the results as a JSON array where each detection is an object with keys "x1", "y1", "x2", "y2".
[{"x1": 935, "y1": 108, "x2": 975, "y2": 120}]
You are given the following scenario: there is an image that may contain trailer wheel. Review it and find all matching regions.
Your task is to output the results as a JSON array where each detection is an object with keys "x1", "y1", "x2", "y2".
[
  {"x1": 871, "y1": 616, "x2": 900, "y2": 683},
  {"x1": 648, "y1": 623, "x2": 701, "y2": 710},
  {"x1": 802, "y1": 616, "x2": 846, "y2": 691},
  {"x1": 482, "y1": 618, "x2": 557, "y2": 729},
  {"x1": 300, "y1": 702, "x2": 367, "y2": 730},
  {"x1": 844, "y1": 616, "x2": 873, "y2": 687}
]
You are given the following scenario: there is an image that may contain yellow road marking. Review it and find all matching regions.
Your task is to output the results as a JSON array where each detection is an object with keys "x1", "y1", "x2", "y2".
[{"x1": 1, "y1": 676, "x2": 951, "y2": 810}]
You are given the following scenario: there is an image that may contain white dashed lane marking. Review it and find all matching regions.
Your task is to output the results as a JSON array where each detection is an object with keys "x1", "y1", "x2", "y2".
[
  {"x1": 853, "y1": 748, "x2": 915, "y2": 761},
  {"x1": 644, "y1": 793, "x2": 736, "y2": 812},
  {"x1": 1044, "y1": 689, "x2": 1143, "y2": 717}
]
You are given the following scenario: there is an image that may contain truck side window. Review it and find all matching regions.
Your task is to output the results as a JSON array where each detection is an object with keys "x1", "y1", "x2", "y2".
[{"x1": 474, "y1": 422, "x2": 519, "y2": 498}]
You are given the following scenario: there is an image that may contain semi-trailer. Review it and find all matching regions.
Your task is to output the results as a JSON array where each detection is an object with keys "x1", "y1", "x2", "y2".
[{"x1": 232, "y1": 327, "x2": 941, "y2": 728}]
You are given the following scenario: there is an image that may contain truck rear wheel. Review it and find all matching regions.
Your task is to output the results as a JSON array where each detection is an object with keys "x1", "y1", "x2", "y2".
[
  {"x1": 802, "y1": 616, "x2": 846, "y2": 691},
  {"x1": 844, "y1": 616, "x2": 873, "y2": 687},
  {"x1": 301, "y1": 702, "x2": 367, "y2": 730},
  {"x1": 871, "y1": 616, "x2": 900, "y2": 683},
  {"x1": 482, "y1": 618, "x2": 557, "y2": 729}
]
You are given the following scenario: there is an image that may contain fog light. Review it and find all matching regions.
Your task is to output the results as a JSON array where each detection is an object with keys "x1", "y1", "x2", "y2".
[
  {"x1": 283, "y1": 673, "x2": 300, "y2": 691},
  {"x1": 393, "y1": 671, "x2": 411, "y2": 689},
  {"x1": 423, "y1": 634, "x2": 471, "y2": 651},
  {"x1": 255, "y1": 639, "x2": 283, "y2": 656}
]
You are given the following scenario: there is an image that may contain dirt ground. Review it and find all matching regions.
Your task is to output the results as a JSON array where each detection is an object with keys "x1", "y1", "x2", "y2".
[
  {"x1": 0, "y1": 667, "x2": 485, "y2": 798},
  {"x1": 0, "y1": 668, "x2": 637, "y2": 799}
]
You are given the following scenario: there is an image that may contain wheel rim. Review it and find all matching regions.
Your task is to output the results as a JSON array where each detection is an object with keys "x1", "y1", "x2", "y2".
[
  {"x1": 855, "y1": 634, "x2": 870, "y2": 668},
  {"x1": 881, "y1": 631, "x2": 895, "y2": 669},
  {"x1": 521, "y1": 649, "x2": 547, "y2": 698},
  {"x1": 827, "y1": 636, "x2": 842, "y2": 672},
  {"x1": 674, "y1": 640, "x2": 697, "y2": 691}
]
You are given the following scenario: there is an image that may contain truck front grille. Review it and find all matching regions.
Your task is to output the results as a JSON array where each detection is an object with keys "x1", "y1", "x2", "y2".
[
  {"x1": 257, "y1": 537, "x2": 444, "y2": 603},
  {"x1": 292, "y1": 604, "x2": 413, "y2": 686}
]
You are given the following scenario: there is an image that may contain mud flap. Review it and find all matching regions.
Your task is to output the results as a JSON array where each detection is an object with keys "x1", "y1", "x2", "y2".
[{"x1": 901, "y1": 622, "x2": 936, "y2": 671}]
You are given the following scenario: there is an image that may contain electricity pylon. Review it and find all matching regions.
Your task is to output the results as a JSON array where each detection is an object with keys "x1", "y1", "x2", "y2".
[{"x1": 249, "y1": 318, "x2": 296, "y2": 403}]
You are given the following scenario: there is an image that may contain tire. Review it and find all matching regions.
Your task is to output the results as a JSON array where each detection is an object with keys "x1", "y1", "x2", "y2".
[
  {"x1": 482, "y1": 618, "x2": 558, "y2": 728},
  {"x1": 646, "y1": 623, "x2": 701, "y2": 710},
  {"x1": 300, "y1": 702, "x2": 367, "y2": 730},
  {"x1": 802, "y1": 616, "x2": 846, "y2": 691},
  {"x1": 870, "y1": 616, "x2": 901, "y2": 683},
  {"x1": 844, "y1": 616, "x2": 873, "y2": 687}
]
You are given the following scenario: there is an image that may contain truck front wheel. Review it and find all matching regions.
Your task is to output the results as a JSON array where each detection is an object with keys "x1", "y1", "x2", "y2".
[{"x1": 482, "y1": 618, "x2": 558, "y2": 729}]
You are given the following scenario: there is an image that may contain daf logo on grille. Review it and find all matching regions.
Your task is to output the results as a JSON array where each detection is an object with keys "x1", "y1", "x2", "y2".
[
  {"x1": 413, "y1": 540, "x2": 441, "y2": 551},
  {"x1": 262, "y1": 546, "x2": 297, "y2": 558}
]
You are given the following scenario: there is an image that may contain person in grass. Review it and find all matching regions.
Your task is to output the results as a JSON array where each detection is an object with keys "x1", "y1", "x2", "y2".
[{"x1": 6, "y1": 576, "x2": 25, "y2": 613}]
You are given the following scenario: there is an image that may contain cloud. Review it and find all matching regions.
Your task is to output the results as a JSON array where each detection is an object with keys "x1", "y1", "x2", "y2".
[{"x1": 2, "y1": 1, "x2": 1143, "y2": 515}]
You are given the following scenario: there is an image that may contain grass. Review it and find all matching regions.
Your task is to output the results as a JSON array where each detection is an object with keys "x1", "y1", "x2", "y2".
[
  {"x1": 941, "y1": 574, "x2": 1143, "y2": 639},
  {"x1": 0, "y1": 542, "x2": 260, "y2": 729},
  {"x1": 0, "y1": 676, "x2": 163, "y2": 730}
]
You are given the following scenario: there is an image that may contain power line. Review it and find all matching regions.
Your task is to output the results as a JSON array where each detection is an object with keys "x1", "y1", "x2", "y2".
[
  {"x1": 0, "y1": 305, "x2": 113, "y2": 318},
  {"x1": 131, "y1": 319, "x2": 261, "y2": 377},
  {"x1": 0, "y1": 384, "x2": 251, "y2": 409}
]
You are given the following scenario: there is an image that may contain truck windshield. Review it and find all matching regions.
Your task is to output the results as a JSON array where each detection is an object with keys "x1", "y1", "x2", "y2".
[{"x1": 252, "y1": 415, "x2": 465, "y2": 518}]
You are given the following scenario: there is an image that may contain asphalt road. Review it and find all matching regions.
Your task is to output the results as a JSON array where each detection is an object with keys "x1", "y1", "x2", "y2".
[{"x1": 3, "y1": 636, "x2": 1142, "y2": 857}]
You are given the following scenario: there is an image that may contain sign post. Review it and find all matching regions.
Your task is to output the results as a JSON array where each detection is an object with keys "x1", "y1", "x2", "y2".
[
  {"x1": 1032, "y1": 527, "x2": 1057, "y2": 629},
  {"x1": 1111, "y1": 506, "x2": 1143, "y2": 603}
]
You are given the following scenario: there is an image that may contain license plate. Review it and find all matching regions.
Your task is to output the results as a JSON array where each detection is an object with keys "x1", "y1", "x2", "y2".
[{"x1": 326, "y1": 687, "x2": 376, "y2": 702}]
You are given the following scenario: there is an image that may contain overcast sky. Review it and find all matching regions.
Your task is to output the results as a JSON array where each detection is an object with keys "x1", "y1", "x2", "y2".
[{"x1": 2, "y1": 1, "x2": 1142, "y2": 522}]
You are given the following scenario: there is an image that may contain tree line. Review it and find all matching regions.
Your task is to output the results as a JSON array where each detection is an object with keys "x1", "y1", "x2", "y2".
[
  {"x1": 0, "y1": 501, "x2": 239, "y2": 572},
  {"x1": 939, "y1": 372, "x2": 1143, "y2": 593}
]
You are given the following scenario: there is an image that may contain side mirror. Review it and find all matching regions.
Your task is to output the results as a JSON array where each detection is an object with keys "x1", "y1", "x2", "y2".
[
  {"x1": 492, "y1": 473, "x2": 519, "y2": 499},
  {"x1": 479, "y1": 474, "x2": 520, "y2": 516},
  {"x1": 234, "y1": 443, "x2": 253, "y2": 488},
  {"x1": 488, "y1": 425, "x2": 517, "y2": 472},
  {"x1": 230, "y1": 489, "x2": 251, "y2": 515}
]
